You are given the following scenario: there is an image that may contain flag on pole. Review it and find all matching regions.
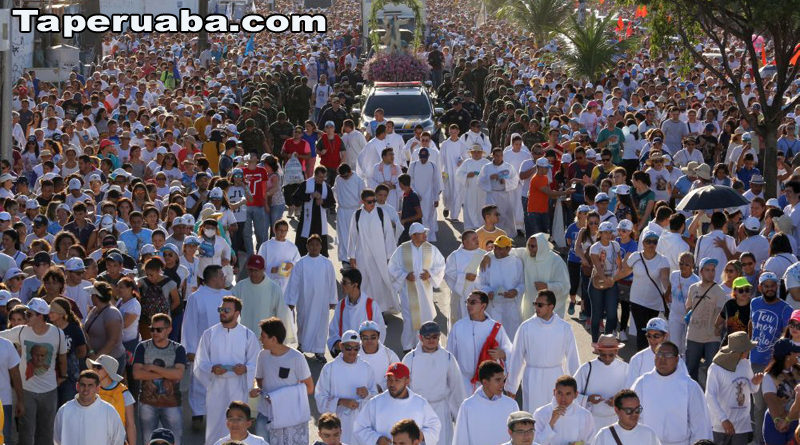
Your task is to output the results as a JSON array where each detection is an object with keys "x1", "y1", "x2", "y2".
[{"x1": 626, "y1": 22, "x2": 633, "y2": 38}]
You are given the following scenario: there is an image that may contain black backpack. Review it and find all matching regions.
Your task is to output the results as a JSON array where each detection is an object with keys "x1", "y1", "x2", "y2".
[{"x1": 355, "y1": 207, "x2": 384, "y2": 235}]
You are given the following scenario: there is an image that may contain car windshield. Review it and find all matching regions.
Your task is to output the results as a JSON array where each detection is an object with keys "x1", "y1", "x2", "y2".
[{"x1": 364, "y1": 93, "x2": 431, "y2": 117}]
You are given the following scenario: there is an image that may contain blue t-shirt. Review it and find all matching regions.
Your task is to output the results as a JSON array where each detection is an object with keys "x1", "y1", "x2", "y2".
[
  {"x1": 736, "y1": 166, "x2": 761, "y2": 189},
  {"x1": 566, "y1": 222, "x2": 581, "y2": 263},
  {"x1": 750, "y1": 296, "x2": 793, "y2": 365},
  {"x1": 616, "y1": 238, "x2": 638, "y2": 281},
  {"x1": 302, "y1": 132, "x2": 319, "y2": 157}
]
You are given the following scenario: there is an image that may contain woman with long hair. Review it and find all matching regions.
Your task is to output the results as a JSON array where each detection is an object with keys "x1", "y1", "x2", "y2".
[
  {"x1": 262, "y1": 154, "x2": 286, "y2": 237},
  {"x1": 51, "y1": 231, "x2": 78, "y2": 266},
  {"x1": 131, "y1": 182, "x2": 153, "y2": 212},
  {"x1": 587, "y1": 221, "x2": 621, "y2": 345},
  {"x1": 158, "y1": 152, "x2": 182, "y2": 182},
  {"x1": 84, "y1": 281, "x2": 126, "y2": 372},
  {"x1": 25, "y1": 111, "x2": 42, "y2": 137},
  {"x1": 631, "y1": 171, "x2": 655, "y2": 231},
  {"x1": 762, "y1": 339, "x2": 800, "y2": 445},
  {"x1": 613, "y1": 185, "x2": 639, "y2": 228},
  {"x1": 721, "y1": 259, "x2": 743, "y2": 296},
  {"x1": 50, "y1": 296, "x2": 87, "y2": 406},
  {"x1": 565, "y1": 205, "x2": 590, "y2": 316},
  {"x1": 575, "y1": 211, "x2": 601, "y2": 324},
  {"x1": 128, "y1": 145, "x2": 147, "y2": 179},
  {"x1": 2, "y1": 229, "x2": 25, "y2": 267},
  {"x1": 116, "y1": 277, "x2": 141, "y2": 365}
]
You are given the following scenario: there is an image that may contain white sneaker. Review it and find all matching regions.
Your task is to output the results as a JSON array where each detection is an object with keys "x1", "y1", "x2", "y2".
[{"x1": 618, "y1": 331, "x2": 628, "y2": 341}]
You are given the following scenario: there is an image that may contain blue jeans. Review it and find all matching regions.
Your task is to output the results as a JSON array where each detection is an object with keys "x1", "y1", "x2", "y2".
[
  {"x1": 255, "y1": 413, "x2": 272, "y2": 443},
  {"x1": 685, "y1": 340, "x2": 720, "y2": 384},
  {"x1": 139, "y1": 404, "x2": 183, "y2": 445},
  {"x1": 3, "y1": 404, "x2": 11, "y2": 443},
  {"x1": 525, "y1": 211, "x2": 550, "y2": 239},
  {"x1": 244, "y1": 206, "x2": 268, "y2": 254},
  {"x1": 268, "y1": 204, "x2": 286, "y2": 238},
  {"x1": 589, "y1": 283, "x2": 618, "y2": 342}
]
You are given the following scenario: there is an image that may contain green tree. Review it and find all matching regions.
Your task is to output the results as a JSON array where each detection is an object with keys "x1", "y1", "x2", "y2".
[
  {"x1": 560, "y1": 14, "x2": 632, "y2": 81},
  {"x1": 495, "y1": 0, "x2": 573, "y2": 49},
  {"x1": 636, "y1": 0, "x2": 800, "y2": 198}
]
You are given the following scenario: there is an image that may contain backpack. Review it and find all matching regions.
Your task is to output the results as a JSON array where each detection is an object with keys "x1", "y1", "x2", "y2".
[
  {"x1": 140, "y1": 278, "x2": 171, "y2": 324},
  {"x1": 355, "y1": 207, "x2": 384, "y2": 235}
]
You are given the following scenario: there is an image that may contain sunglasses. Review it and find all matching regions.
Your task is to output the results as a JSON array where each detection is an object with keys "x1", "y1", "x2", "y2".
[
  {"x1": 619, "y1": 406, "x2": 643, "y2": 415},
  {"x1": 217, "y1": 307, "x2": 233, "y2": 314},
  {"x1": 91, "y1": 364, "x2": 103, "y2": 370},
  {"x1": 790, "y1": 321, "x2": 800, "y2": 329},
  {"x1": 342, "y1": 345, "x2": 359, "y2": 351},
  {"x1": 534, "y1": 302, "x2": 551, "y2": 308},
  {"x1": 364, "y1": 199, "x2": 376, "y2": 204},
  {"x1": 150, "y1": 326, "x2": 166, "y2": 333},
  {"x1": 736, "y1": 287, "x2": 752, "y2": 293},
  {"x1": 360, "y1": 335, "x2": 379, "y2": 341}
]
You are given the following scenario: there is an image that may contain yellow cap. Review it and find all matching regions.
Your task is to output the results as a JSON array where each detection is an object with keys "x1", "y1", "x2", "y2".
[{"x1": 494, "y1": 235, "x2": 513, "y2": 248}]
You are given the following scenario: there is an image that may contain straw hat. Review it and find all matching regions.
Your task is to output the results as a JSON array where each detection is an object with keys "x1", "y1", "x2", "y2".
[{"x1": 592, "y1": 334, "x2": 624, "y2": 353}]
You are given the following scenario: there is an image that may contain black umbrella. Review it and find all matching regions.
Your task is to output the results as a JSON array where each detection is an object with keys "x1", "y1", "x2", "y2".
[{"x1": 676, "y1": 184, "x2": 750, "y2": 211}]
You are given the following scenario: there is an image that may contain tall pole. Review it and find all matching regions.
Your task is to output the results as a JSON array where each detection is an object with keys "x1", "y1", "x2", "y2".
[
  {"x1": 1, "y1": 0, "x2": 12, "y2": 163},
  {"x1": 198, "y1": 0, "x2": 209, "y2": 54}
]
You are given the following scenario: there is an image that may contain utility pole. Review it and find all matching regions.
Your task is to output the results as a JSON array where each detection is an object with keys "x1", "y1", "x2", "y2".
[
  {"x1": 0, "y1": 0, "x2": 12, "y2": 163},
  {"x1": 197, "y1": 0, "x2": 209, "y2": 54}
]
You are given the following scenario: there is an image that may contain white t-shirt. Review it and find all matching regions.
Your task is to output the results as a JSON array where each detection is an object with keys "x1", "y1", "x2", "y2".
[
  {"x1": 314, "y1": 83, "x2": 333, "y2": 109},
  {"x1": 255, "y1": 347, "x2": 311, "y2": 416},
  {"x1": 0, "y1": 337, "x2": 20, "y2": 404},
  {"x1": 589, "y1": 241, "x2": 621, "y2": 277},
  {"x1": 0, "y1": 324, "x2": 67, "y2": 393},
  {"x1": 117, "y1": 298, "x2": 142, "y2": 343},
  {"x1": 627, "y1": 252, "x2": 670, "y2": 311},
  {"x1": 213, "y1": 433, "x2": 269, "y2": 445}
]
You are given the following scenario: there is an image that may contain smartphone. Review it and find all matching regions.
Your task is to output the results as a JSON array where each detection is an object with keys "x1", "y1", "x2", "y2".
[{"x1": 571, "y1": 183, "x2": 578, "y2": 190}]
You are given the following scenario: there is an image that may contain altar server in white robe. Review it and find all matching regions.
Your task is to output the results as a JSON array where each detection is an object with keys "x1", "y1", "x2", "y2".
[
  {"x1": 315, "y1": 330, "x2": 379, "y2": 444},
  {"x1": 506, "y1": 289, "x2": 580, "y2": 413},
  {"x1": 503, "y1": 135, "x2": 532, "y2": 233},
  {"x1": 357, "y1": 124, "x2": 392, "y2": 179},
  {"x1": 357, "y1": 320, "x2": 399, "y2": 392},
  {"x1": 53, "y1": 371, "x2": 125, "y2": 445},
  {"x1": 624, "y1": 318, "x2": 688, "y2": 388},
  {"x1": 285, "y1": 235, "x2": 338, "y2": 357},
  {"x1": 573, "y1": 335, "x2": 629, "y2": 432},
  {"x1": 440, "y1": 124, "x2": 468, "y2": 220},
  {"x1": 408, "y1": 148, "x2": 443, "y2": 242},
  {"x1": 479, "y1": 147, "x2": 521, "y2": 236},
  {"x1": 453, "y1": 360, "x2": 519, "y2": 445},
  {"x1": 461, "y1": 120, "x2": 492, "y2": 156},
  {"x1": 328, "y1": 269, "x2": 387, "y2": 354},
  {"x1": 388, "y1": 223, "x2": 446, "y2": 351},
  {"x1": 343, "y1": 120, "x2": 367, "y2": 169},
  {"x1": 348, "y1": 189, "x2": 398, "y2": 312},
  {"x1": 448, "y1": 290, "x2": 513, "y2": 394},
  {"x1": 456, "y1": 145, "x2": 491, "y2": 230},
  {"x1": 444, "y1": 230, "x2": 486, "y2": 324},
  {"x1": 591, "y1": 390, "x2": 662, "y2": 445},
  {"x1": 533, "y1": 375, "x2": 595, "y2": 445},
  {"x1": 182, "y1": 264, "x2": 230, "y2": 417},
  {"x1": 354, "y1": 362, "x2": 441, "y2": 445},
  {"x1": 385, "y1": 121, "x2": 406, "y2": 154},
  {"x1": 258, "y1": 219, "x2": 301, "y2": 292},
  {"x1": 409, "y1": 132, "x2": 441, "y2": 169},
  {"x1": 370, "y1": 148, "x2": 402, "y2": 210},
  {"x1": 333, "y1": 164, "x2": 366, "y2": 263},
  {"x1": 376, "y1": 184, "x2": 404, "y2": 242},
  {"x1": 403, "y1": 321, "x2": 466, "y2": 445},
  {"x1": 194, "y1": 296, "x2": 261, "y2": 445},
  {"x1": 477, "y1": 235, "x2": 525, "y2": 337},
  {"x1": 631, "y1": 341, "x2": 712, "y2": 445}
]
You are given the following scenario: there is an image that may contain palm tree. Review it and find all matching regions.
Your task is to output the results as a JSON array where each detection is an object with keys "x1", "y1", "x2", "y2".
[
  {"x1": 560, "y1": 13, "x2": 633, "y2": 81},
  {"x1": 495, "y1": 0, "x2": 572, "y2": 49}
]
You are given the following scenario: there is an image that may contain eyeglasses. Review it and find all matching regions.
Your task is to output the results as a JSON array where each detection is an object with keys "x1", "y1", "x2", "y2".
[
  {"x1": 217, "y1": 307, "x2": 233, "y2": 314},
  {"x1": 534, "y1": 302, "x2": 551, "y2": 307},
  {"x1": 364, "y1": 199, "x2": 376, "y2": 204},
  {"x1": 643, "y1": 239, "x2": 658, "y2": 245},
  {"x1": 655, "y1": 352, "x2": 677, "y2": 358},
  {"x1": 736, "y1": 287, "x2": 752, "y2": 293},
  {"x1": 360, "y1": 335, "x2": 379, "y2": 341},
  {"x1": 91, "y1": 364, "x2": 103, "y2": 370},
  {"x1": 790, "y1": 321, "x2": 800, "y2": 329},
  {"x1": 150, "y1": 326, "x2": 166, "y2": 333},
  {"x1": 342, "y1": 345, "x2": 359, "y2": 351},
  {"x1": 619, "y1": 406, "x2": 644, "y2": 415},
  {"x1": 645, "y1": 333, "x2": 664, "y2": 339},
  {"x1": 465, "y1": 299, "x2": 481, "y2": 305},
  {"x1": 512, "y1": 428, "x2": 535, "y2": 434}
]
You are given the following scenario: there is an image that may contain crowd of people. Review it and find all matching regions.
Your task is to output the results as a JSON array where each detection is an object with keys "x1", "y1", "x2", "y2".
[{"x1": 2, "y1": 0, "x2": 800, "y2": 443}]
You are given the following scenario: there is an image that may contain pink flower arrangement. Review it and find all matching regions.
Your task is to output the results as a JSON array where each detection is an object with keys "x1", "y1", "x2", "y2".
[{"x1": 364, "y1": 52, "x2": 431, "y2": 82}]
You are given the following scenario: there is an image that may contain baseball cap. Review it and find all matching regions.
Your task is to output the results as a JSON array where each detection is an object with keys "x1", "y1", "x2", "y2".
[
  {"x1": 25, "y1": 297, "x2": 50, "y2": 315},
  {"x1": 68, "y1": 178, "x2": 82, "y2": 190},
  {"x1": 25, "y1": 199, "x2": 39, "y2": 210},
  {"x1": 33, "y1": 215, "x2": 48, "y2": 226},
  {"x1": 359, "y1": 320, "x2": 381, "y2": 334},
  {"x1": 594, "y1": 192, "x2": 610, "y2": 203},
  {"x1": 324, "y1": 121, "x2": 335, "y2": 128},
  {"x1": 507, "y1": 411, "x2": 535, "y2": 429},
  {"x1": 149, "y1": 428, "x2": 176, "y2": 445},
  {"x1": 494, "y1": 235, "x2": 513, "y2": 248},
  {"x1": 644, "y1": 317, "x2": 668, "y2": 332},
  {"x1": 385, "y1": 362, "x2": 410, "y2": 379},
  {"x1": 535, "y1": 157, "x2": 551, "y2": 168},
  {"x1": 140, "y1": 244, "x2": 156, "y2": 256},
  {"x1": 699, "y1": 257, "x2": 718, "y2": 269},
  {"x1": 182, "y1": 214, "x2": 196, "y2": 227},
  {"x1": 341, "y1": 329, "x2": 361, "y2": 344},
  {"x1": 409, "y1": 222, "x2": 429, "y2": 235},
  {"x1": 577, "y1": 204, "x2": 591, "y2": 213},
  {"x1": 65, "y1": 257, "x2": 86, "y2": 272},
  {"x1": 209, "y1": 187, "x2": 224, "y2": 199},
  {"x1": 617, "y1": 219, "x2": 633, "y2": 231},
  {"x1": 0, "y1": 212, "x2": 10, "y2": 221},
  {"x1": 162, "y1": 243, "x2": 179, "y2": 256},
  {"x1": 183, "y1": 236, "x2": 201, "y2": 246},
  {"x1": 614, "y1": 184, "x2": 631, "y2": 196},
  {"x1": 419, "y1": 321, "x2": 441, "y2": 336},
  {"x1": 0, "y1": 290, "x2": 11, "y2": 306},
  {"x1": 791, "y1": 309, "x2": 800, "y2": 323},
  {"x1": 743, "y1": 216, "x2": 760, "y2": 232},
  {"x1": 246, "y1": 255, "x2": 265, "y2": 270},
  {"x1": 766, "y1": 198, "x2": 780, "y2": 208},
  {"x1": 561, "y1": 153, "x2": 573, "y2": 163},
  {"x1": 759, "y1": 271, "x2": 779, "y2": 284},
  {"x1": 106, "y1": 252, "x2": 124, "y2": 264},
  {"x1": 598, "y1": 221, "x2": 615, "y2": 232}
]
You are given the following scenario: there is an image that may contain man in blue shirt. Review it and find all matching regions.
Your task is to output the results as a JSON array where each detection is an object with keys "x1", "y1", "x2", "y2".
[{"x1": 119, "y1": 211, "x2": 153, "y2": 260}]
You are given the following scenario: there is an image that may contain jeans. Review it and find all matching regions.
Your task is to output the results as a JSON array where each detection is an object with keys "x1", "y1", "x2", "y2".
[
  {"x1": 713, "y1": 431, "x2": 751, "y2": 445},
  {"x1": 431, "y1": 69, "x2": 443, "y2": 88},
  {"x1": 255, "y1": 413, "x2": 272, "y2": 443},
  {"x1": 3, "y1": 404, "x2": 11, "y2": 445},
  {"x1": 685, "y1": 340, "x2": 720, "y2": 386},
  {"x1": 244, "y1": 206, "x2": 268, "y2": 254},
  {"x1": 580, "y1": 271, "x2": 592, "y2": 318},
  {"x1": 589, "y1": 284, "x2": 619, "y2": 342},
  {"x1": 268, "y1": 204, "x2": 286, "y2": 238},
  {"x1": 19, "y1": 389, "x2": 57, "y2": 445},
  {"x1": 630, "y1": 303, "x2": 660, "y2": 351},
  {"x1": 524, "y1": 211, "x2": 550, "y2": 239},
  {"x1": 139, "y1": 404, "x2": 183, "y2": 445}
]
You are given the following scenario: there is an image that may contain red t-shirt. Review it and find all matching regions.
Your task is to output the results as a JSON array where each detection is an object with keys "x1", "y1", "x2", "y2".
[
  {"x1": 242, "y1": 166, "x2": 269, "y2": 207},
  {"x1": 282, "y1": 139, "x2": 311, "y2": 171},
  {"x1": 527, "y1": 173, "x2": 550, "y2": 213},
  {"x1": 318, "y1": 135, "x2": 343, "y2": 168}
]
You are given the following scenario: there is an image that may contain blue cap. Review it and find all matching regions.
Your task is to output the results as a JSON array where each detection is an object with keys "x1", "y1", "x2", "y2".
[
  {"x1": 759, "y1": 271, "x2": 779, "y2": 284},
  {"x1": 359, "y1": 320, "x2": 380, "y2": 334},
  {"x1": 106, "y1": 252, "x2": 123, "y2": 264},
  {"x1": 643, "y1": 317, "x2": 668, "y2": 332},
  {"x1": 698, "y1": 257, "x2": 718, "y2": 269},
  {"x1": 149, "y1": 428, "x2": 175, "y2": 444}
]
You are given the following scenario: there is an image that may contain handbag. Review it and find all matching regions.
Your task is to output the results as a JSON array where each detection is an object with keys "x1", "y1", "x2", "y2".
[{"x1": 638, "y1": 252, "x2": 670, "y2": 319}]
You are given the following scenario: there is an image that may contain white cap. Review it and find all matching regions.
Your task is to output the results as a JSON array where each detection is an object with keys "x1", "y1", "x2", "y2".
[
  {"x1": 743, "y1": 216, "x2": 760, "y2": 232},
  {"x1": 68, "y1": 178, "x2": 82, "y2": 190},
  {"x1": 100, "y1": 215, "x2": 115, "y2": 230},
  {"x1": 155, "y1": 147, "x2": 168, "y2": 156},
  {"x1": 209, "y1": 187, "x2": 224, "y2": 199},
  {"x1": 577, "y1": 204, "x2": 592, "y2": 213},
  {"x1": 561, "y1": 153, "x2": 573, "y2": 163},
  {"x1": 585, "y1": 148, "x2": 597, "y2": 159},
  {"x1": 25, "y1": 297, "x2": 50, "y2": 315},
  {"x1": 536, "y1": 157, "x2": 551, "y2": 168},
  {"x1": 2, "y1": 267, "x2": 24, "y2": 281},
  {"x1": 594, "y1": 192, "x2": 610, "y2": 202},
  {"x1": 598, "y1": 221, "x2": 615, "y2": 232},
  {"x1": 341, "y1": 329, "x2": 361, "y2": 344},
  {"x1": 0, "y1": 290, "x2": 11, "y2": 305},
  {"x1": 615, "y1": 184, "x2": 631, "y2": 195},
  {"x1": 140, "y1": 244, "x2": 156, "y2": 256},
  {"x1": 617, "y1": 219, "x2": 634, "y2": 231},
  {"x1": 88, "y1": 174, "x2": 102, "y2": 183},
  {"x1": 25, "y1": 199, "x2": 39, "y2": 210},
  {"x1": 64, "y1": 257, "x2": 86, "y2": 272},
  {"x1": 409, "y1": 222, "x2": 429, "y2": 235},
  {"x1": 172, "y1": 217, "x2": 185, "y2": 226},
  {"x1": 182, "y1": 214, "x2": 196, "y2": 227},
  {"x1": 766, "y1": 198, "x2": 780, "y2": 207},
  {"x1": 0, "y1": 212, "x2": 11, "y2": 221}
]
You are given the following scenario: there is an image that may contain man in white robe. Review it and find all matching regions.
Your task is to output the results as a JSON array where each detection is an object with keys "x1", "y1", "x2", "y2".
[
  {"x1": 448, "y1": 290, "x2": 513, "y2": 394},
  {"x1": 376, "y1": 185, "x2": 404, "y2": 242},
  {"x1": 285, "y1": 235, "x2": 338, "y2": 358},
  {"x1": 292, "y1": 170, "x2": 336, "y2": 257},
  {"x1": 591, "y1": 390, "x2": 662, "y2": 445},
  {"x1": 506, "y1": 289, "x2": 580, "y2": 413},
  {"x1": 384, "y1": 121, "x2": 406, "y2": 154},
  {"x1": 357, "y1": 124, "x2": 392, "y2": 180},
  {"x1": 370, "y1": 148, "x2": 402, "y2": 210},
  {"x1": 343, "y1": 120, "x2": 367, "y2": 170},
  {"x1": 315, "y1": 330, "x2": 379, "y2": 445},
  {"x1": 477, "y1": 235, "x2": 525, "y2": 337},
  {"x1": 347, "y1": 189, "x2": 398, "y2": 312},
  {"x1": 624, "y1": 318, "x2": 688, "y2": 388},
  {"x1": 193, "y1": 296, "x2": 261, "y2": 445},
  {"x1": 512, "y1": 233, "x2": 571, "y2": 319},
  {"x1": 455, "y1": 145, "x2": 491, "y2": 230},
  {"x1": 53, "y1": 372, "x2": 125, "y2": 445},
  {"x1": 353, "y1": 362, "x2": 441, "y2": 445},
  {"x1": 444, "y1": 230, "x2": 486, "y2": 325},
  {"x1": 631, "y1": 342, "x2": 712, "y2": 445},
  {"x1": 358, "y1": 320, "x2": 399, "y2": 393},
  {"x1": 402, "y1": 321, "x2": 466, "y2": 445},
  {"x1": 453, "y1": 360, "x2": 519, "y2": 445},
  {"x1": 408, "y1": 149, "x2": 442, "y2": 242},
  {"x1": 439, "y1": 125, "x2": 468, "y2": 220},
  {"x1": 409, "y1": 133, "x2": 441, "y2": 169},
  {"x1": 181, "y1": 265, "x2": 229, "y2": 419},
  {"x1": 479, "y1": 148, "x2": 521, "y2": 236},
  {"x1": 503, "y1": 135, "x2": 532, "y2": 234},
  {"x1": 573, "y1": 335, "x2": 629, "y2": 432},
  {"x1": 460, "y1": 120, "x2": 491, "y2": 156},
  {"x1": 532, "y1": 376, "x2": 595, "y2": 445},
  {"x1": 231, "y1": 254, "x2": 295, "y2": 345},
  {"x1": 257, "y1": 220, "x2": 301, "y2": 292},
  {"x1": 388, "y1": 223, "x2": 446, "y2": 351},
  {"x1": 328, "y1": 269, "x2": 387, "y2": 354},
  {"x1": 333, "y1": 165, "x2": 366, "y2": 263}
]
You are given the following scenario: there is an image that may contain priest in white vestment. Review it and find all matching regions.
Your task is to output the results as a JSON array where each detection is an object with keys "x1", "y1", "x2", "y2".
[
  {"x1": 532, "y1": 376, "x2": 595, "y2": 445},
  {"x1": 388, "y1": 223, "x2": 446, "y2": 351},
  {"x1": 448, "y1": 290, "x2": 513, "y2": 394},
  {"x1": 357, "y1": 320, "x2": 399, "y2": 392},
  {"x1": 333, "y1": 165, "x2": 366, "y2": 263},
  {"x1": 328, "y1": 269, "x2": 387, "y2": 354},
  {"x1": 512, "y1": 233, "x2": 572, "y2": 320},
  {"x1": 455, "y1": 145, "x2": 491, "y2": 230},
  {"x1": 231, "y1": 254, "x2": 294, "y2": 344},
  {"x1": 348, "y1": 190, "x2": 398, "y2": 312},
  {"x1": 370, "y1": 148, "x2": 403, "y2": 210},
  {"x1": 257, "y1": 223, "x2": 301, "y2": 292},
  {"x1": 408, "y1": 149, "x2": 443, "y2": 242},
  {"x1": 357, "y1": 125, "x2": 392, "y2": 180},
  {"x1": 506, "y1": 290, "x2": 580, "y2": 413},
  {"x1": 315, "y1": 331, "x2": 379, "y2": 445},
  {"x1": 592, "y1": 390, "x2": 662, "y2": 445},
  {"x1": 477, "y1": 235, "x2": 525, "y2": 337},
  {"x1": 631, "y1": 342, "x2": 712, "y2": 445},
  {"x1": 479, "y1": 148, "x2": 521, "y2": 236},
  {"x1": 461, "y1": 123, "x2": 492, "y2": 156},
  {"x1": 194, "y1": 297, "x2": 261, "y2": 445},
  {"x1": 403, "y1": 321, "x2": 466, "y2": 445},
  {"x1": 439, "y1": 126, "x2": 468, "y2": 220},
  {"x1": 453, "y1": 361, "x2": 519, "y2": 445},
  {"x1": 503, "y1": 136, "x2": 532, "y2": 234},
  {"x1": 444, "y1": 230, "x2": 486, "y2": 324},
  {"x1": 353, "y1": 362, "x2": 441, "y2": 445},
  {"x1": 573, "y1": 335, "x2": 629, "y2": 432},
  {"x1": 343, "y1": 123, "x2": 367, "y2": 170},
  {"x1": 408, "y1": 134, "x2": 441, "y2": 168},
  {"x1": 53, "y1": 374, "x2": 125, "y2": 445},
  {"x1": 285, "y1": 235, "x2": 338, "y2": 356}
]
